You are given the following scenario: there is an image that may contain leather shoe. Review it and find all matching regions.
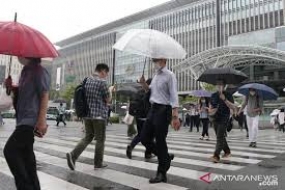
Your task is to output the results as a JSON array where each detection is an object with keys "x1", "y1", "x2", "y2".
[
  {"x1": 149, "y1": 173, "x2": 167, "y2": 184},
  {"x1": 126, "y1": 145, "x2": 132, "y2": 159},
  {"x1": 169, "y1": 154, "x2": 174, "y2": 160}
]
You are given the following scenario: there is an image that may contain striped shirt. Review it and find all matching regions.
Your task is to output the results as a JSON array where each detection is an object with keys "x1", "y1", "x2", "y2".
[{"x1": 149, "y1": 66, "x2": 179, "y2": 108}]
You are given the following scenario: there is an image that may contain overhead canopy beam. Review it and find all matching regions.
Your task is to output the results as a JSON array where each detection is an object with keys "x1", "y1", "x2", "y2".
[{"x1": 174, "y1": 46, "x2": 285, "y2": 80}]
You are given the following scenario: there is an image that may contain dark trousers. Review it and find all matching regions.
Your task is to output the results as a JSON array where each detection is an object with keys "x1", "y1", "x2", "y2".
[
  {"x1": 243, "y1": 115, "x2": 248, "y2": 132},
  {"x1": 4, "y1": 127, "x2": 40, "y2": 190},
  {"x1": 56, "y1": 114, "x2": 66, "y2": 126},
  {"x1": 141, "y1": 104, "x2": 172, "y2": 175},
  {"x1": 201, "y1": 119, "x2": 209, "y2": 137},
  {"x1": 213, "y1": 121, "x2": 231, "y2": 159},
  {"x1": 130, "y1": 118, "x2": 144, "y2": 148},
  {"x1": 190, "y1": 115, "x2": 199, "y2": 132}
]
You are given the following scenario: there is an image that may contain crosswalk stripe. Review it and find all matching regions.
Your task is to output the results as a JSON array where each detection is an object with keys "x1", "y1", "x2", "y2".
[
  {"x1": 40, "y1": 137, "x2": 244, "y2": 171},
  {"x1": 113, "y1": 131, "x2": 285, "y2": 146},
  {"x1": 34, "y1": 152, "x2": 188, "y2": 190},
  {"x1": 56, "y1": 136, "x2": 263, "y2": 164},
  {"x1": 33, "y1": 141, "x2": 220, "y2": 181},
  {"x1": 166, "y1": 134, "x2": 285, "y2": 146},
  {"x1": 0, "y1": 157, "x2": 88, "y2": 190},
  {"x1": 53, "y1": 136, "x2": 263, "y2": 164},
  {"x1": 106, "y1": 134, "x2": 285, "y2": 153}
]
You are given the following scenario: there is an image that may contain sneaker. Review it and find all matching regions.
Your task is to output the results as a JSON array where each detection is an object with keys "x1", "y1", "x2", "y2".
[
  {"x1": 206, "y1": 136, "x2": 210, "y2": 141},
  {"x1": 126, "y1": 145, "x2": 133, "y2": 159},
  {"x1": 222, "y1": 153, "x2": 231, "y2": 159},
  {"x1": 249, "y1": 142, "x2": 253, "y2": 147},
  {"x1": 210, "y1": 156, "x2": 220, "y2": 163},
  {"x1": 66, "y1": 153, "x2": 75, "y2": 170},
  {"x1": 94, "y1": 163, "x2": 108, "y2": 169},
  {"x1": 252, "y1": 142, "x2": 257, "y2": 148},
  {"x1": 199, "y1": 136, "x2": 204, "y2": 140}
]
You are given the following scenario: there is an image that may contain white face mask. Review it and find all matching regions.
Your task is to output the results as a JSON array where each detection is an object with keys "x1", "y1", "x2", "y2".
[
  {"x1": 201, "y1": 100, "x2": 206, "y2": 103},
  {"x1": 154, "y1": 63, "x2": 162, "y2": 70},
  {"x1": 250, "y1": 91, "x2": 256, "y2": 96}
]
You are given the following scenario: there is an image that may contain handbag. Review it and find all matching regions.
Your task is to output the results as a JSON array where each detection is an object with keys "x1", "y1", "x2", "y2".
[
  {"x1": 226, "y1": 117, "x2": 233, "y2": 132},
  {"x1": 0, "y1": 88, "x2": 13, "y2": 112},
  {"x1": 123, "y1": 111, "x2": 134, "y2": 125},
  {"x1": 208, "y1": 107, "x2": 218, "y2": 122}
]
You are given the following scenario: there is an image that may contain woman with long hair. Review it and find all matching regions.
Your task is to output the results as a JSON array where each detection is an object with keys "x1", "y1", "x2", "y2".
[{"x1": 199, "y1": 97, "x2": 210, "y2": 140}]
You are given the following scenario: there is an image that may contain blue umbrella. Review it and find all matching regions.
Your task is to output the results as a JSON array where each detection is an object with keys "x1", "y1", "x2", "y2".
[
  {"x1": 190, "y1": 90, "x2": 212, "y2": 97},
  {"x1": 238, "y1": 83, "x2": 278, "y2": 100}
]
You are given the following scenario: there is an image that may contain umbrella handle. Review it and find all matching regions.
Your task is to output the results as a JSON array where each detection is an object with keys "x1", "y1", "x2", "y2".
[{"x1": 6, "y1": 76, "x2": 12, "y2": 96}]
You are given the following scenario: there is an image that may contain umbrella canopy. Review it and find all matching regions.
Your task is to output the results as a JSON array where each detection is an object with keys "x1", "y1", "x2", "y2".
[
  {"x1": 0, "y1": 21, "x2": 59, "y2": 58},
  {"x1": 116, "y1": 84, "x2": 142, "y2": 97},
  {"x1": 190, "y1": 90, "x2": 212, "y2": 97},
  {"x1": 197, "y1": 68, "x2": 248, "y2": 85},
  {"x1": 270, "y1": 109, "x2": 280, "y2": 116},
  {"x1": 113, "y1": 29, "x2": 187, "y2": 59},
  {"x1": 238, "y1": 83, "x2": 278, "y2": 100},
  {"x1": 233, "y1": 91, "x2": 244, "y2": 97}
]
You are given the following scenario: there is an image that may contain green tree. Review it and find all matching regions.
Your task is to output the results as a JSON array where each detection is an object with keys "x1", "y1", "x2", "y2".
[
  {"x1": 60, "y1": 84, "x2": 76, "y2": 108},
  {"x1": 179, "y1": 96, "x2": 198, "y2": 105},
  {"x1": 201, "y1": 83, "x2": 216, "y2": 92},
  {"x1": 49, "y1": 89, "x2": 60, "y2": 100}
]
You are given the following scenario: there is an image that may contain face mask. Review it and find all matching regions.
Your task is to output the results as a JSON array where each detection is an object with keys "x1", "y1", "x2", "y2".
[
  {"x1": 154, "y1": 63, "x2": 162, "y2": 70},
  {"x1": 201, "y1": 100, "x2": 206, "y2": 103},
  {"x1": 250, "y1": 91, "x2": 256, "y2": 96}
]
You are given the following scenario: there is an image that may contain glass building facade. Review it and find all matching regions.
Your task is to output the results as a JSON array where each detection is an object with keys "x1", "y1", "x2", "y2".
[{"x1": 53, "y1": 0, "x2": 285, "y2": 93}]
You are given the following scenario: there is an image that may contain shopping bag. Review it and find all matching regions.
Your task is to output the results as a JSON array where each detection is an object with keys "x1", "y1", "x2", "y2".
[
  {"x1": 123, "y1": 112, "x2": 134, "y2": 125},
  {"x1": 0, "y1": 88, "x2": 13, "y2": 112}
]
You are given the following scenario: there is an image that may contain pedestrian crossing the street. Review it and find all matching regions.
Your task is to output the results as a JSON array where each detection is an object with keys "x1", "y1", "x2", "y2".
[{"x1": 0, "y1": 128, "x2": 284, "y2": 190}]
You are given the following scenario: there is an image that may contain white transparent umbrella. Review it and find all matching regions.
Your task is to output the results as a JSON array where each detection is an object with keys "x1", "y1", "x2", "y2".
[
  {"x1": 270, "y1": 109, "x2": 280, "y2": 116},
  {"x1": 233, "y1": 91, "x2": 244, "y2": 97},
  {"x1": 113, "y1": 29, "x2": 187, "y2": 59}
]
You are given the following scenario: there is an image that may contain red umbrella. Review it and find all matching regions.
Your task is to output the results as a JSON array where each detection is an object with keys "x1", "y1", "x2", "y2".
[
  {"x1": 0, "y1": 21, "x2": 59, "y2": 59},
  {"x1": 0, "y1": 13, "x2": 59, "y2": 95}
]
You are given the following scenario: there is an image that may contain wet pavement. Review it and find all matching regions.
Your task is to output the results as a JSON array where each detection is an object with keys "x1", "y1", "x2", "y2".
[{"x1": 0, "y1": 119, "x2": 284, "y2": 190}]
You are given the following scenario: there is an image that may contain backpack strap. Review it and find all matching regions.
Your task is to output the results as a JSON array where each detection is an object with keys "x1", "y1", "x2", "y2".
[{"x1": 82, "y1": 77, "x2": 88, "y2": 86}]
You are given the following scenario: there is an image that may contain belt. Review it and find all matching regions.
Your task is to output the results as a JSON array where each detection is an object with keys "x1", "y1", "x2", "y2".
[{"x1": 151, "y1": 103, "x2": 171, "y2": 108}]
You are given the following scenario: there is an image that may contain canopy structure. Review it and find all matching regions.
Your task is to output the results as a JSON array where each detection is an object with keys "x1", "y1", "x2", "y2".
[{"x1": 175, "y1": 46, "x2": 285, "y2": 81}]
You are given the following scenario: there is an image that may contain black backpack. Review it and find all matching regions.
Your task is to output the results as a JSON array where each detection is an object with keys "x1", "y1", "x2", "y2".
[
  {"x1": 74, "y1": 78, "x2": 89, "y2": 118},
  {"x1": 129, "y1": 89, "x2": 151, "y2": 118}
]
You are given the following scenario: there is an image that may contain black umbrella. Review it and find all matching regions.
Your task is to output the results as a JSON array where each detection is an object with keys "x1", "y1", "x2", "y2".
[
  {"x1": 116, "y1": 83, "x2": 143, "y2": 97},
  {"x1": 197, "y1": 68, "x2": 248, "y2": 85}
]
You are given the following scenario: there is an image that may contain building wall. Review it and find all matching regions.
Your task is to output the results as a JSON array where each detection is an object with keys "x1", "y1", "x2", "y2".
[
  {"x1": 52, "y1": 0, "x2": 285, "y2": 92},
  {"x1": 0, "y1": 55, "x2": 22, "y2": 84},
  {"x1": 52, "y1": 33, "x2": 115, "y2": 90}
]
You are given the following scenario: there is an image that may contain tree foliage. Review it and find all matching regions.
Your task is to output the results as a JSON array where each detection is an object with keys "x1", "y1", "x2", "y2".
[
  {"x1": 60, "y1": 84, "x2": 77, "y2": 108},
  {"x1": 179, "y1": 96, "x2": 198, "y2": 105},
  {"x1": 201, "y1": 83, "x2": 216, "y2": 92}
]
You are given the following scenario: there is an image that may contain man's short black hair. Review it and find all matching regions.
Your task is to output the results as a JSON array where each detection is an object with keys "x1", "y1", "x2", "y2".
[{"x1": 95, "y1": 63, "x2": 109, "y2": 72}]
